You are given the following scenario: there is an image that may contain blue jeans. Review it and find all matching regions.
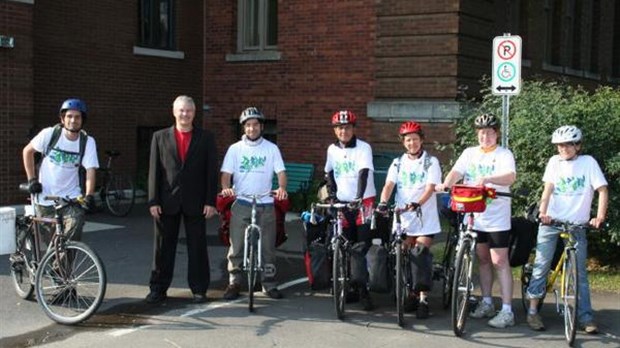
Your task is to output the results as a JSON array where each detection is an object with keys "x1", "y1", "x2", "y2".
[{"x1": 526, "y1": 224, "x2": 593, "y2": 325}]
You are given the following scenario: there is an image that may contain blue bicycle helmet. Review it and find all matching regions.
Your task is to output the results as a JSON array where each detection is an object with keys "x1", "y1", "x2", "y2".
[{"x1": 59, "y1": 98, "x2": 88, "y2": 120}]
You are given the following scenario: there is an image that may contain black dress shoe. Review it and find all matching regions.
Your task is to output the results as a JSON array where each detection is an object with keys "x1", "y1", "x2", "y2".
[
  {"x1": 145, "y1": 291, "x2": 167, "y2": 304},
  {"x1": 192, "y1": 293, "x2": 207, "y2": 303}
]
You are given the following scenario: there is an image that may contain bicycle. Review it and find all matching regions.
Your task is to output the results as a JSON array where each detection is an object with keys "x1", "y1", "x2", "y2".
[
  {"x1": 9, "y1": 184, "x2": 107, "y2": 325},
  {"x1": 238, "y1": 192, "x2": 275, "y2": 312},
  {"x1": 98, "y1": 150, "x2": 135, "y2": 217},
  {"x1": 448, "y1": 184, "x2": 513, "y2": 337},
  {"x1": 520, "y1": 220, "x2": 600, "y2": 346},
  {"x1": 372, "y1": 203, "x2": 421, "y2": 327},
  {"x1": 310, "y1": 201, "x2": 350, "y2": 320},
  {"x1": 436, "y1": 200, "x2": 460, "y2": 310}
]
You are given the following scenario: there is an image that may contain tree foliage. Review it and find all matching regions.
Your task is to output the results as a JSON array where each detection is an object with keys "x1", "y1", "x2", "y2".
[{"x1": 441, "y1": 79, "x2": 620, "y2": 263}]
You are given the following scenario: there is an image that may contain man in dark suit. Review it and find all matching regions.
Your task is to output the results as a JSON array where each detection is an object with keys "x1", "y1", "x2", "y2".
[{"x1": 146, "y1": 95, "x2": 218, "y2": 304}]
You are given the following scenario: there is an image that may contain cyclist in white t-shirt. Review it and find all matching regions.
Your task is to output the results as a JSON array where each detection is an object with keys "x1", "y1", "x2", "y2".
[
  {"x1": 220, "y1": 107, "x2": 288, "y2": 301},
  {"x1": 436, "y1": 113, "x2": 517, "y2": 329},
  {"x1": 525, "y1": 125, "x2": 608, "y2": 334},
  {"x1": 324, "y1": 110, "x2": 376, "y2": 310},
  {"x1": 377, "y1": 121, "x2": 442, "y2": 319},
  {"x1": 22, "y1": 99, "x2": 99, "y2": 242}
]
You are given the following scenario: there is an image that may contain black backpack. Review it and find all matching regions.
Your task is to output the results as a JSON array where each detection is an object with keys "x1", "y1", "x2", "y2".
[
  {"x1": 43, "y1": 123, "x2": 89, "y2": 194},
  {"x1": 508, "y1": 217, "x2": 539, "y2": 267}
]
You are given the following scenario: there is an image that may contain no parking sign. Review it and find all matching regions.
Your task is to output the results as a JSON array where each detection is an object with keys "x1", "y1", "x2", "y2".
[{"x1": 492, "y1": 35, "x2": 522, "y2": 96}]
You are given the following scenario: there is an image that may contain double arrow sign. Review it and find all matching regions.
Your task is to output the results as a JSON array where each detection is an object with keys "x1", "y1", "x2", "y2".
[{"x1": 492, "y1": 35, "x2": 522, "y2": 96}]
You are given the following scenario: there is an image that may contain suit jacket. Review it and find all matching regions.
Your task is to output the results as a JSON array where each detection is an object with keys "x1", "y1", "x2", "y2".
[{"x1": 148, "y1": 126, "x2": 218, "y2": 216}]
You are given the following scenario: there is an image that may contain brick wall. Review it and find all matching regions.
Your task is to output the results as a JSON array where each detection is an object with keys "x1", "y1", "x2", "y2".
[
  {"x1": 0, "y1": 0, "x2": 34, "y2": 204},
  {"x1": 204, "y1": 1, "x2": 376, "y2": 173},
  {"x1": 27, "y1": 0, "x2": 203, "y2": 201}
]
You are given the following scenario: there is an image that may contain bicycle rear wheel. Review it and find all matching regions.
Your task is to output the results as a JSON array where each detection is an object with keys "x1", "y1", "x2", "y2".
[
  {"x1": 332, "y1": 238, "x2": 347, "y2": 320},
  {"x1": 10, "y1": 217, "x2": 35, "y2": 300},
  {"x1": 451, "y1": 238, "x2": 473, "y2": 337},
  {"x1": 395, "y1": 245, "x2": 406, "y2": 327},
  {"x1": 35, "y1": 242, "x2": 107, "y2": 325},
  {"x1": 247, "y1": 236, "x2": 258, "y2": 313},
  {"x1": 563, "y1": 249, "x2": 578, "y2": 346},
  {"x1": 442, "y1": 233, "x2": 457, "y2": 309},
  {"x1": 104, "y1": 173, "x2": 135, "y2": 217}
]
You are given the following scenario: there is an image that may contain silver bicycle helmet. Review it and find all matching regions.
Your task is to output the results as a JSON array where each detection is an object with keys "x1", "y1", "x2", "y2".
[
  {"x1": 474, "y1": 113, "x2": 500, "y2": 129},
  {"x1": 552, "y1": 125, "x2": 582, "y2": 144},
  {"x1": 239, "y1": 107, "x2": 265, "y2": 124}
]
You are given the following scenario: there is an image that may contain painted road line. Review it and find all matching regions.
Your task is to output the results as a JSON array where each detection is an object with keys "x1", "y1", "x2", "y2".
[{"x1": 108, "y1": 276, "x2": 310, "y2": 337}]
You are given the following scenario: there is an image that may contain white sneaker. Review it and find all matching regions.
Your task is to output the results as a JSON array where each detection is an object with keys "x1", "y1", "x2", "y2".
[
  {"x1": 488, "y1": 311, "x2": 515, "y2": 328},
  {"x1": 470, "y1": 301, "x2": 495, "y2": 318}
]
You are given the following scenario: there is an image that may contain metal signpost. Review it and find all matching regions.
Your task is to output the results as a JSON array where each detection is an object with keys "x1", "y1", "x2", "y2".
[{"x1": 492, "y1": 34, "x2": 522, "y2": 148}]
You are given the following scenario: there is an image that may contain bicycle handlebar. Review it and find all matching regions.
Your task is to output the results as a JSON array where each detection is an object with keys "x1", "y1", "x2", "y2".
[
  {"x1": 309, "y1": 202, "x2": 349, "y2": 224},
  {"x1": 542, "y1": 219, "x2": 608, "y2": 230}
]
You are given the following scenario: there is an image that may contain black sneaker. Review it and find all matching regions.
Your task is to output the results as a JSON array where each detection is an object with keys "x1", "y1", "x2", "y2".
[
  {"x1": 145, "y1": 291, "x2": 167, "y2": 304},
  {"x1": 264, "y1": 288, "x2": 283, "y2": 299},
  {"x1": 416, "y1": 301, "x2": 430, "y2": 319},
  {"x1": 192, "y1": 293, "x2": 207, "y2": 303},
  {"x1": 223, "y1": 283, "x2": 241, "y2": 301}
]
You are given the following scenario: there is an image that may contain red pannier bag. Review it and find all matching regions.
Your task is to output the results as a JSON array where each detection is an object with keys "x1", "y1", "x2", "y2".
[
  {"x1": 450, "y1": 185, "x2": 496, "y2": 213},
  {"x1": 216, "y1": 195, "x2": 290, "y2": 247}
]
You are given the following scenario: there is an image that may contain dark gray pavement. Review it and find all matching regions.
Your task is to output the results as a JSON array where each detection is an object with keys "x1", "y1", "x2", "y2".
[{"x1": 0, "y1": 203, "x2": 618, "y2": 347}]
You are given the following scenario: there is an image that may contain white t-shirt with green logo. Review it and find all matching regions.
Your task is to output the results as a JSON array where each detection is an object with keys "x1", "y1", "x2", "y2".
[
  {"x1": 543, "y1": 154, "x2": 607, "y2": 224},
  {"x1": 386, "y1": 152, "x2": 442, "y2": 236},
  {"x1": 452, "y1": 146, "x2": 516, "y2": 232},
  {"x1": 221, "y1": 137, "x2": 285, "y2": 204},
  {"x1": 31, "y1": 127, "x2": 99, "y2": 205},
  {"x1": 324, "y1": 138, "x2": 376, "y2": 201}
]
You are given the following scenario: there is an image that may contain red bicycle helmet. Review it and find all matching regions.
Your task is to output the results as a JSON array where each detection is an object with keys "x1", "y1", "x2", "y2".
[
  {"x1": 331, "y1": 110, "x2": 357, "y2": 126},
  {"x1": 399, "y1": 121, "x2": 423, "y2": 137}
]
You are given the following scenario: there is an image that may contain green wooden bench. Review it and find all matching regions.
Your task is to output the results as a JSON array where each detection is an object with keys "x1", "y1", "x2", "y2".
[{"x1": 272, "y1": 162, "x2": 315, "y2": 204}]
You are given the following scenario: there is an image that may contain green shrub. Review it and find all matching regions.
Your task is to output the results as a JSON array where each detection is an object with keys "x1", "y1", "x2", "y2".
[{"x1": 440, "y1": 79, "x2": 620, "y2": 264}]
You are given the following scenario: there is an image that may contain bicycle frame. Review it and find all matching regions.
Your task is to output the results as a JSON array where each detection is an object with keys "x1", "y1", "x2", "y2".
[{"x1": 240, "y1": 194, "x2": 269, "y2": 273}]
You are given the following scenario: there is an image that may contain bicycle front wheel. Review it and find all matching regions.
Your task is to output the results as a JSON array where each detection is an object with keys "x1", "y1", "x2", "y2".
[
  {"x1": 35, "y1": 242, "x2": 107, "y2": 325},
  {"x1": 10, "y1": 218, "x2": 35, "y2": 300},
  {"x1": 104, "y1": 173, "x2": 135, "y2": 217},
  {"x1": 451, "y1": 238, "x2": 473, "y2": 337},
  {"x1": 332, "y1": 238, "x2": 347, "y2": 320},
  {"x1": 563, "y1": 249, "x2": 578, "y2": 346},
  {"x1": 247, "y1": 228, "x2": 259, "y2": 313}
]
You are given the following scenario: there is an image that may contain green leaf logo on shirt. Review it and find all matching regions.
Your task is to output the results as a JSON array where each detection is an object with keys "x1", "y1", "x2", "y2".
[
  {"x1": 334, "y1": 161, "x2": 356, "y2": 177},
  {"x1": 49, "y1": 149, "x2": 80, "y2": 167},
  {"x1": 240, "y1": 155, "x2": 267, "y2": 172},
  {"x1": 555, "y1": 175, "x2": 586, "y2": 194},
  {"x1": 398, "y1": 170, "x2": 427, "y2": 188},
  {"x1": 465, "y1": 163, "x2": 494, "y2": 183}
]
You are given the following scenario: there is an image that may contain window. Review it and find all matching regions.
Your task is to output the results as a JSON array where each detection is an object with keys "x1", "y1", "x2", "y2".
[
  {"x1": 588, "y1": 0, "x2": 600, "y2": 73},
  {"x1": 544, "y1": 0, "x2": 564, "y2": 66},
  {"x1": 237, "y1": 0, "x2": 278, "y2": 52},
  {"x1": 139, "y1": 0, "x2": 175, "y2": 50},
  {"x1": 613, "y1": 2, "x2": 620, "y2": 77}
]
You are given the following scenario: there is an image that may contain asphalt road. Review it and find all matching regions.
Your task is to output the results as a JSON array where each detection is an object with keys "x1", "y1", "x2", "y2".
[{"x1": 0, "y1": 204, "x2": 618, "y2": 348}]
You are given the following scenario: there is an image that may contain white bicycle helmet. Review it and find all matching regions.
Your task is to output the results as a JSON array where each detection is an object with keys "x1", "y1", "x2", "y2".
[
  {"x1": 551, "y1": 125, "x2": 582, "y2": 144},
  {"x1": 239, "y1": 107, "x2": 265, "y2": 124},
  {"x1": 474, "y1": 113, "x2": 500, "y2": 129}
]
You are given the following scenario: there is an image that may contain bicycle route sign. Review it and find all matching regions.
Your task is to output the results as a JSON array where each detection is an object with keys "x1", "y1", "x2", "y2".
[{"x1": 492, "y1": 35, "x2": 522, "y2": 96}]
